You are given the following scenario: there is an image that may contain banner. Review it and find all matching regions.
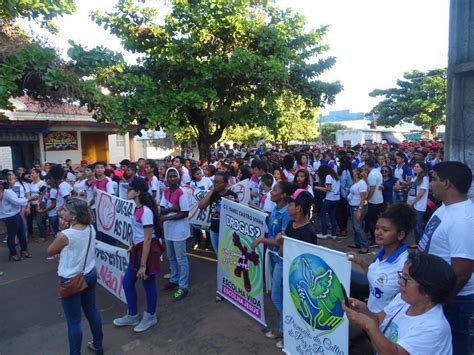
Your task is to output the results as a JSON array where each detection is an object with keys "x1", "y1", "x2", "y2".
[
  {"x1": 217, "y1": 199, "x2": 267, "y2": 325},
  {"x1": 183, "y1": 185, "x2": 212, "y2": 227},
  {"x1": 96, "y1": 190, "x2": 134, "y2": 246},
  {"x1": 283, "y1": 238, "x2": 351, "y2": 355},
  {"x1": 230, "y1": 179, "x2": 250, "y2": 205},
  {"x1": 44, "y1": 131, "x2": 78, "y2": 151},
  {"x1": 95, "y1": 240, "x2": 128, "y2": 303},
  {"x1": 184, "y1": 178, "x2": 251, "y2": 228}
]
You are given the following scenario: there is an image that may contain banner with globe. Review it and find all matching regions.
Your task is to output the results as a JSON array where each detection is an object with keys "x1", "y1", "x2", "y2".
[
  {"x1": 283, "y1": 238, "x2": 351, "y2": 355},
  {"x1": 217, "y1": 198, "x2": 267, "y2": 326}
]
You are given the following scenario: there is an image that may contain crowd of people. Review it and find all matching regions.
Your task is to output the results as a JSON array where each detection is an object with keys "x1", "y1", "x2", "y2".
[{"x1": 0, "y1": 139, "x2": 472, "y2": 355}]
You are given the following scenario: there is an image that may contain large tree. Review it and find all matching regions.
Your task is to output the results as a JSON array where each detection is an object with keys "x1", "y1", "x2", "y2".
[
  {"x1": 76, "y1": 0, "x2": 341, "y2": 159},
  {"x1": 368, "y1": 68, "x2": 447, "y2": 134}
]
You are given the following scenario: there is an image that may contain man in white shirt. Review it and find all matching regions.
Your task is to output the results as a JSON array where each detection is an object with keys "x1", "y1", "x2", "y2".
[
  {"x1": 418, "y1": 161, "x2": 474, "y2": 355},
  {"x1": 364, "y1": 158, "x2": 384, "y2": 247}
]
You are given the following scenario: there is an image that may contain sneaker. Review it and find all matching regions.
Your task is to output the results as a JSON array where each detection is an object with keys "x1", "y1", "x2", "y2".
[
  {"x1": 113, "y1": 313, "x2": 140, "y2": 327},
  {"x1": 163, "y1": 273, "x2": 171, "y2": 279},
  {"x1": 133, "y1": 311, "x2": 157, "y2": 333},
  {"x1": 316, "y1": 234, "x2": 328, "y2": 239},
  {"x1": 46, "y1": 255, "x2": 58, "y2": 260},
  {"x1": 275, "y1": 339, "x2": 284, "y2": 349},
  {"x1": 329, "y1": 235, "x2": 338, "y2": 240},
  {"x1": 173, "y1": 288, "x2": 188, "y2": 301}
]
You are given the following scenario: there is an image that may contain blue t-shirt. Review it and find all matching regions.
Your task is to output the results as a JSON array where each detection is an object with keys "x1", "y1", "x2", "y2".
[
  {"x1": 267, "y1": 204, "x2": 293, "y2": 252},
  {"x1": 382, "y1": 177, "x2": 398, "y2": 204}
]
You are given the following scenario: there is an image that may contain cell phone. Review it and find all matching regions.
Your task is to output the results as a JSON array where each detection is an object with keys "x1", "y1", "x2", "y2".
[{"x1": 341, "y1": 284, "x2": 350, "y2": 308}]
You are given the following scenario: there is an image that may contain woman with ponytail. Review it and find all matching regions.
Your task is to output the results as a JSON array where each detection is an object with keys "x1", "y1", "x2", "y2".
[{"x1": 113, "y1": 177, "x2": 162, "y2": 333}]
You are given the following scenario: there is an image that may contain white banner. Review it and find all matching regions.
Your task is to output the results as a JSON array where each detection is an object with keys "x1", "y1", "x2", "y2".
[
  {"x1": 95, "y1": 240, "x2": 128, "y2": 304},
  {"x1": 217, "y1": 198, "x2": 267, "y2": 325},
  {"x1": 230, "y1": 179, "x2": 250, "y2": 205},
  {"x1": 283, "y1": 238, "x2": 351, "y2": 355},
  {"x1": 95, "y1": 190, "x2": 134, "y2": 246},
  {"x1": 183, "y1": 185, "x2": 212, "y2": 227},
  {"x1": 183, "y1": 179, "x2": 251, "y2": 228}
]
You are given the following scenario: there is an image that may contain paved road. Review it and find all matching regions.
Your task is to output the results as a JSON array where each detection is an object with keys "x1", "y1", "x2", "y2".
[{"x1": 0, "y1": 238, "x2": 372, "y2": 355}]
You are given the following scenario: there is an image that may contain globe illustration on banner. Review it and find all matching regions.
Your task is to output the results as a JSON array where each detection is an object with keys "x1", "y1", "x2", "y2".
[{"x1": 289, "y1": 254, "x2": 345, "y2": 333}]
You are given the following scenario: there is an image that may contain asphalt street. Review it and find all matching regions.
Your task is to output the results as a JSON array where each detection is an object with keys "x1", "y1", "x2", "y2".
[{"x1": 0, "y1": 237, "x2": 372, "y2": 355}]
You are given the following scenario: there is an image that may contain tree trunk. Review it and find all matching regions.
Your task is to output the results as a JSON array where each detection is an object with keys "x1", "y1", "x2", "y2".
[{"x1": 197, "y1": 137, "x2": 211, "y2": 162}]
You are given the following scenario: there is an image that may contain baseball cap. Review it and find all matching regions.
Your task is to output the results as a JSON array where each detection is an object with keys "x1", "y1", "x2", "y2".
[
  {"x1": 124, "y1": 177, "x2": 148, "y2": 192},
  {"x1": 80, "y1": 159, "x2": 88, "y2": 165},
  {"x1": 284, "y1": 188, "x2": 310, "y2": 203}
]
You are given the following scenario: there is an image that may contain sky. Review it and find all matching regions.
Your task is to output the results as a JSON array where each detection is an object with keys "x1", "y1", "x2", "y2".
[{"x1": 27, "y1": 0, "x2": 449, "y2": 115}]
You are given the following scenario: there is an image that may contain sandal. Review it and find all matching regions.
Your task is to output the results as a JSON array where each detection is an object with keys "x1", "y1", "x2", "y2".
[
  {"x1": 21, "y1": 251, "x2": 32, "y2": 258},
  {"x1": 9, "y1": 255, "x2": 22, "y2": 262},
  {"x1": 87, "y1": 341, "x2": 104, "y2": 354},
  {"x1": 358, "y1": 248, "x2": 369, "y2": 254}
]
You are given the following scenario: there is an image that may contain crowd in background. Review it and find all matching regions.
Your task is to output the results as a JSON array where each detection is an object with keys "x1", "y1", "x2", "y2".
[{"x1": 0, "y1": 138, "x2": 472, "y2": 355}]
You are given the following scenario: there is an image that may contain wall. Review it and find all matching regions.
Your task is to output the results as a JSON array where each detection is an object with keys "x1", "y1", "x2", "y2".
[{"x1": 108, "y1": 133, "x2": 131, "y2": 164}]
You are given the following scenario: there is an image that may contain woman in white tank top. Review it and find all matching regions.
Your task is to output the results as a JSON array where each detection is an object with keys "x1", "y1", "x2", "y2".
[{"x1": 47, "y1": 197, "x2": 103, "y2": 355}]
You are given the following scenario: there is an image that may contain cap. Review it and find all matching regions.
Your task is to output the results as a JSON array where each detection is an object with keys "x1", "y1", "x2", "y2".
[
  {"x1": 80, "y1": 159, "x2": 88, "y2": 165},
  {"x1": 125, "y1": 177, "x2": 149, "y2": 193},
  {"x1": 284, "y1": 188, "x2": 308, "y2": 203}
]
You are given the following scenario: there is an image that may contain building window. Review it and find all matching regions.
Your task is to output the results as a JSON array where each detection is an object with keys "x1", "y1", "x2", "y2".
[
  {"x1": 116, "y1": 135, "x2": 125, "y2": 147},
  {"x1": 343, "y1": 140, "x2": 351, "y2": 147},
  {"x1": 365, "y1": 139, "x2": 373, "y2": 144}
]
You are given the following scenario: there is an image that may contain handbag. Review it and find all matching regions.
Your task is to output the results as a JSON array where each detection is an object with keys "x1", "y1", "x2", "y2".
[{"x1": 58, "y1": 227, "x2": 92, "y2": 299}]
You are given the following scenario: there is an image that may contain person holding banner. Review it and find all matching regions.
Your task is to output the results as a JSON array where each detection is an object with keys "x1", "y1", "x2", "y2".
[
  {"x1": 344, "y1": 252, "x2": 456, "y2": 355},
  {"x1": 160, "y1": 168, "x2": 191, "y2": 301},
  {"x1": 250, "y1": 181, "x2": 294, "y2": 348},
  {"x1": 282, "y1": 189, "x2": 317, "y2": 246},
  {"x1": 47, "y1": 197, "x2": 103, "y2": 355},
  {"x1": 113, "y1": 177, "x2": 162, "y2": 332},
  {"x1": 198, "y1": 172, "x2": 238, "y2": 301},
  {"x1": 189, "y1": 167, "x2": 213, "y2": 250},
  {"x1": 347, "y1": 203, "x2": 415, "y2": 313}
]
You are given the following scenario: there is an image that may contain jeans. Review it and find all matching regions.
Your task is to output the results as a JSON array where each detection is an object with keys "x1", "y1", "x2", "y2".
[
  {"x1": 123, "y1": 265, "x2": 157, "y2": 316},
  {"x1": 165, "y1": 239, "x2": 189, "y2": 290},
  {"x1": 48, "y1": 215, "x2": 59, "y2": 237},
  {"x1": 209, "y1": 230, "x2": 219, "y2": 255},
  {"x1": 414, "y1": 210, "x2": 425, "y2": 244},
  {"x1": 444, "y1": 294, "x2": 474, "y2": 355},
  {"x1": 365, "y1": 203, "x2": 385, "y2": 240},
  {"x1": 349, "y1": 205, "x2": 368, "y2": 248},
  {"x1": 60, "y1": 269, "x2": 103, "y2": 355},
  {"x1": 320, "y1": 199, "x2": 339, "y2": 236},
  {"x1": 27, "y1": 204, "x2": 47, "y2": 238},
  {"x1": 336, "y1": 198, "x2": 349, "y2": 232},
  {"x1": 2, "y1": 213, "x2": 28, "y2": 257},
  {"x1": 270, "y1": 254, "x2": 283, "y2": 332}
]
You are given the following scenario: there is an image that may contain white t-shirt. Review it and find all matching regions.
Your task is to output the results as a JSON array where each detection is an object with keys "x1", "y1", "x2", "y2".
[
  {"x1": 380, "y1": 293, "x2": 452, "y2": 355},
  {"x1": 179, "y1": 167, "x2": 191, "y2": 185},
  {"x1": 12, "y1": 181, "x2": 29, "y2": 199},
  {"x1": 132, "y1": 205, "x2": 155, "y2": 244},
  {"x1": 73, "y1": 179, "x2": 86, "y2": 195},
  {"x1": 190, "y1": 177, "x2": 213, "y2": 191},
  {"x1": 367, "y1": 245, "x2": 408, "y2": 313},
  {"x1": 29, "y1": 180, "x2": 47, "y2": 205},
  {"x1": 283, "y1": 169, "x2": 294, "y2": 183},
  {"x1": 260, "y1": 191, "x2": 275, "y2": 214},
  {"x1": 147, "y1": 175, "x2": 161, "y2": 204},
  {"x1": 368, "y1": 169, "x2": 383, "y2": 204},
  {"x1": 418, "y1": 199, "x2": 474, "y2": 296},
  {"x1": 58, "y1": 226, "x2": 96, "y2": 278},
  {"x1": 45, "y1": 187, "x2": 58, "y2": 217},
  {"x1": 324, "y1": 175, "x2": 340, "y2": 201},
  {"x1": 347, "y1": 180, "x2": 367, "y2": 207},
  {"x1": 57, "y1": 181, "x2": 73, "y2": 210},
  {"x1": 406, "y1": 176, "x2": 429, "y2": 212},
  {"x1": 160, "y1": 187, "x2": 190, "y2": 241}
]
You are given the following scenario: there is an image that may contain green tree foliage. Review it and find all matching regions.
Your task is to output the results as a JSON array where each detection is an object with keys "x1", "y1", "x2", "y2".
[
  {"x1": 0, "y1": 0, "x2": 82, "y2": 115},
  {"x1": 320, "y1": 123, "x2": 347, "y2": 143},
  {"x1": 368, "y1": 68, "x2": 447, "y2": 134},
  {"x1": 1, "y1": 0, "x2": 76, "y2": 33},
  {"x1": 79, "y1": 0, "x2": 341, "y2": 159}
]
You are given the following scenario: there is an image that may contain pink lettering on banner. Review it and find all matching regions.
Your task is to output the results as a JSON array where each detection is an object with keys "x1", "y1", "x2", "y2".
[
  {"x1": 98, "y1": 265, "x2": 123, "y2": 297},
  {"x1": 222, "y1": 285, "x2": 261, "y2": 318}
]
